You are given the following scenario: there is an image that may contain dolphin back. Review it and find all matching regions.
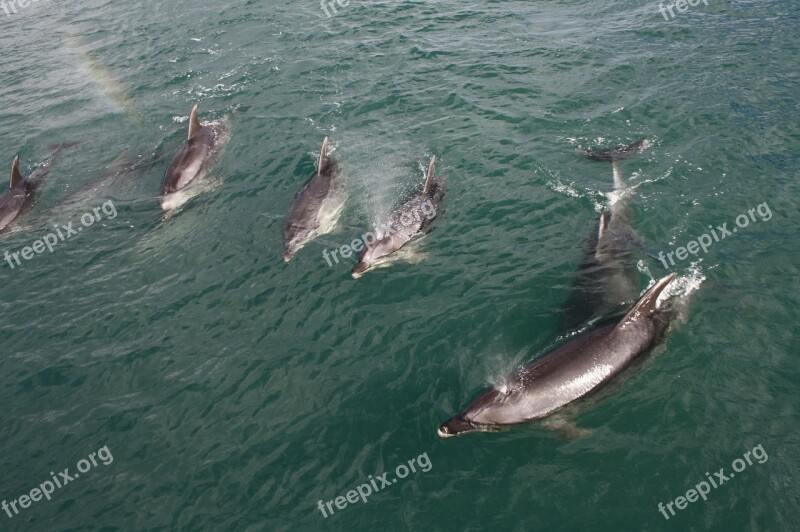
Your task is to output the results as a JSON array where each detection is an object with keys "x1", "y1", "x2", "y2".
[
  {"x1": 561, "y1": 211, "x2": 641, "y2": 330},
  {"x1": 281, "y1": 166, "x2": 339, "y2": 244},
  {"x1": 561, "y1": 139, "x2": 651, "y2": 330},
  {"x1": 160, "y1": 127, "x2": 215, "y2": 195},
  {"x1": 281, "y1": 138, "x2": 344, "y2": 260}
]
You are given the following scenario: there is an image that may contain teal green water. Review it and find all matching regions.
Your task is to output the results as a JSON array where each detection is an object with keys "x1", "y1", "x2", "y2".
[{"x1": 1, "y1": 0, "x2": 798, "y2": 530}]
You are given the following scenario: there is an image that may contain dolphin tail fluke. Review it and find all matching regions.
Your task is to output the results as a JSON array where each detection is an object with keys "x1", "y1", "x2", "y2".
[
  {"x1": 317, "y1": 137, "x2": 329, "y2": 176},
  {"x1": 9, "y1": 155, "x2": 22, "y2": 188},
  {"x1": 579, "y1": 138, "x2": 650, "y2": 190},
  {"x1": 620, "y1": 272, "x2": 677, "y2": 326},
  {"x1": 188, "y1": 105, "x2": 202, "y2": 139},
  {"x1": 578, "y1": 138, "x2": 651, "y2": 163},
  {"x1": 423, "y1": 155, "x2": 436, "y2": 195}
]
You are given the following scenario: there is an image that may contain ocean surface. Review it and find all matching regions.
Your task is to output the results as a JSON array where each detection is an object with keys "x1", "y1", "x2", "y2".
[{"x1": 0, "y1": 0, "x2": 798, "y2": 530}]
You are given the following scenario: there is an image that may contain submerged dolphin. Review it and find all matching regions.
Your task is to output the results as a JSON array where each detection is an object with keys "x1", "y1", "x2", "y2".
[
  {"x1": 562, "y1": 138, "x2": 651, "y2": 330},
  {"x1": 281, "y1": 137, "x2": 345, "y2": 261},
  {"x1": 0, "y1": 145, "x2": 73, "y2": 232},
  {"x1": 160, "y1": 105, "x2": 228, "y2": 211},
  {"x1": 438, "y1": 272, "x2": 677, "y2": 438},
  {"x1": 52, "y1": 151, "x2": 156, "y2": 217},
  {"x1": 352, "y1": 156, "x2": 443, "y2": 278}
]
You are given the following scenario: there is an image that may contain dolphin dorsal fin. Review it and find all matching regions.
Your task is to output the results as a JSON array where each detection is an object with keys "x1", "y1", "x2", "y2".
[
  {"x1": 9, "y1": 155, "x2": 22, "y2": 188},
  {"x1": 422, "y1": 155, "x2": 436, "y2": 195},
  {"x1": 188, "y1": 105, "x2": 202, "y2": 139},
  {"x1": 619, "y1": 273, "x2": 677, "y2": 327},
  {"x1": 317, "y1": 137, "x2": 328, "y2": 176}
]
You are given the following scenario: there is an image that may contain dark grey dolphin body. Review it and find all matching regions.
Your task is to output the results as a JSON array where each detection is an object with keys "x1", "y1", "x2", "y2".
[
  {"x1": 352, "y1": 157, "x2": 444, "y2": 278},
  {"x1": 160, "y1": 105, "x2": 228, "y2": 211},
  {"x1": 561, "y1": 139, "x2": 651, "y2": 330},
  {"x1": 281, "y1": 137, "x2": 345, "y2": 261},
  {"x1": 438, "y1": 272, "x2": 676, "y2": 438},
  {"x1": 0, "y1": 146, "x2": 70, "y2": 232}
]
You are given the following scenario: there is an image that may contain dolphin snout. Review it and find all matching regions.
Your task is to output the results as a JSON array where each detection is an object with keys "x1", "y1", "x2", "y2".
[
  {"x1": 437, "y1": 417, "x2": 476, "y2": 438},
  {"x1": 437, "y1": 425, "x2": 455, "y2": 438},
  {"x1": 352, "y1": 262, "x2": 369, "y2": 279}
]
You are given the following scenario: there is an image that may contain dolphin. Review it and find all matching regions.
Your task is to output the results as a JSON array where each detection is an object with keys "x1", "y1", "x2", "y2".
[
  {"x1": 281, "y1": 137, "x2": 345, "y2": 261},
  {"x1": 437, "y1": 272, "x2": 677, "y2": 438},
  {"x1": 352, "y1": 156, "x2": 443, "y2": 278},
  {"x1": 50, "y1": 151, "x2": 157, "y2": 217},
  {"x1": 160, "y1": 105, "x2": 228, "y2": 211},
  {"x1": 561, "y1": 138, "x2": 651, "y2": 330},
  {"x1": 0, "y1": 145, "x2": 74, "y2": 232}
]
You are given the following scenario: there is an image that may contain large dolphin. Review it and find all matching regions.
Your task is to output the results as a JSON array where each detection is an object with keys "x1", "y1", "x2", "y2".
[
  {"x1": 0, "y1": 145, "x2": 73, "y2": 232},
  {"x1": 352, "y1": 156, "x2": 443, "y2": 278},
  {"x1": 160, "y1": 105, "x2": 228, "y2": 211},
  {"x1": 561, "y1": 138, "x2": 651, "y2": 330},
  {"x1": 438, "y1": 272, "x2": 677, "y2": 438},
  {"x1": 281, "y1": 137, "x2": 345, "y2": 261}
]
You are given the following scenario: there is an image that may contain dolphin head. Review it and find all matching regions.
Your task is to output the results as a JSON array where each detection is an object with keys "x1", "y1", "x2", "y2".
[
  {"x1": 437, "y1": 416, "x2": 501, "y2": 438},
  {"x1": 282, "y1": 242, "x2": 300, "y2": 262},
  {"x1": 282, "y1": 229, "x2": 313, "y2": 262},
  {"x1": 352, "y1": 244, "x2": 384, "y2": 277},
  {"x1": 281, "y1": 216, "x2": 319, "y2": 262},
  {"x1": 351, "y1": 260, "x2": 370, "y2": 278},
  {"x1": 436, "y1": 417, "x2": 476, "y2": 438},
  {"x1": 351, "y1": 236, "x2": 396, "y2": 278},
  {"x1": 282, "y1": 246, "x2": 301, "y2": 262},
  {"x1": 352, "y1": 248, "x2": 380, "y2": 278},
  {"x1": 438, "y1": 384, "x2": 526, "y2": 438}
]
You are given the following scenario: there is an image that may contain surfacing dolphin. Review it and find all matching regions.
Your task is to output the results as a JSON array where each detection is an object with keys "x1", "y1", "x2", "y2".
[
  {"x1": 352, "y1": 156, "x2": 443, "y2": 278},
  {"x1": 281, "y1": 137, "x2": 345, "y2": 261},
  {"x1": 160, "y1": 105, "x2": 229, "y2": 212},
  {"x1": 0, "y1": 145, "x2": 75, "y2": 232},
  {"x1": 561, "y1": 138, "x2": 651, "y2": 330},
  {"x1": 437, "y1": 272, "x2": 677, "y2": 438}
]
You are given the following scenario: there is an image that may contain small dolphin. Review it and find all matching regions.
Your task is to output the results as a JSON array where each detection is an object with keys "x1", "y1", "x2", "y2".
[
  {"x1": 352, "y1": 156, "x2": 443, "y2": 278},
  {"x1": 438, "y1": 272, "x2": 677, "y2": 438},
  {"x1": 0, "y1": 145, "x2": 74, "y2": 232},
  {"x1": 281, "y1": 137, "x2": 345, "y2": 261},
  {"x1": 562, "y1": 138, "x2": 651, "y2": 330},
  {"x1": 160, "y1": 105, "x2": 228, "y2": 211}
]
